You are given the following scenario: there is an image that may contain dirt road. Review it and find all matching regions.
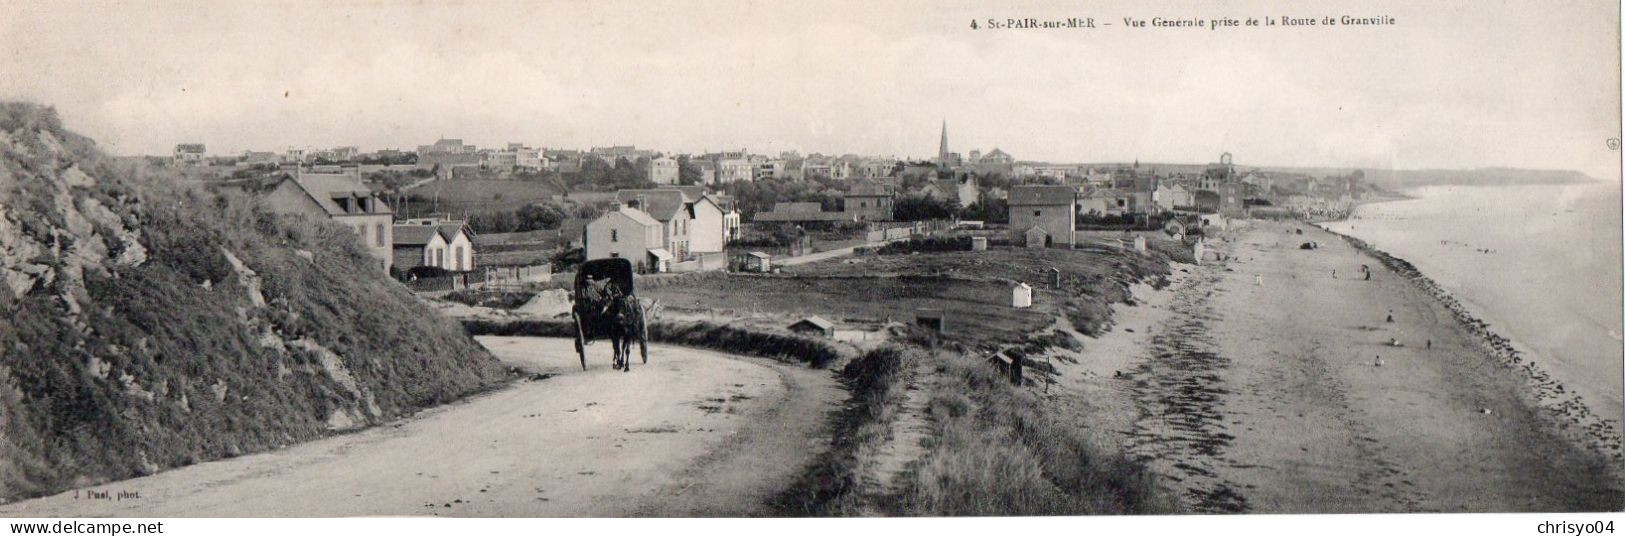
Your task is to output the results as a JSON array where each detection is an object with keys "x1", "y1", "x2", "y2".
[{"x1": 0, "y1": 338, "x2": 841, "y2": 517}]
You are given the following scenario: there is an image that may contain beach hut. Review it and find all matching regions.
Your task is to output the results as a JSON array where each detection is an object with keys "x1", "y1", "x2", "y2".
[
  {"x1": 1192, "y1": 239, "x2": 1205, "y2": 265},
  {"x1": 1011, "y1": 282, "x2": 1033, "y2": 308},
  {"x1": 1133, "y1": 236, "x2": 1147, "y2": 252},
  {"x1": 788, "y1": 316, "x2": 835, "y2": 338},
  {"x1": 971, "y1": 236, "x2": 988, "y2": 251}
]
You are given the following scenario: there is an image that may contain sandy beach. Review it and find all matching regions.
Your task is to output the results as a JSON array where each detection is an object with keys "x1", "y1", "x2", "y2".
[{"x1": 1052, "y1": 220, "x2": 1622, "y2": 512}]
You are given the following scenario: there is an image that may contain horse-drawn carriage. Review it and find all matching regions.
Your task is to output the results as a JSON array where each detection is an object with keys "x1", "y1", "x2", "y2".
[{"x1": 570, "y1": 258, "x2": 649, "y2": 371}]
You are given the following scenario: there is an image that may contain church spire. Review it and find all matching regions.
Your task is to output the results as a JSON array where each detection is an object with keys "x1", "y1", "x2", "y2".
[{"x1": 938, "y1": 120, "x2": 949, "y2": 161}]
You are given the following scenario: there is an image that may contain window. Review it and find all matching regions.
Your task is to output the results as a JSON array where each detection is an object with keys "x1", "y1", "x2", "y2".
[
  {"x1": 1034, "y1": 210, "x2": 1041, "y2": 216},
  {"x1": 375, "y1": 223, "x2": 385, "y2": 247},
  {"x1": 455, "y1": 246, "x2": 464, "y2": 271},
  {"x1": 435, "y1": 248, "x2": 445, "y2": 268},
  {"x1": 611, "y1": 229, "x2": 619, "y2": 242}
]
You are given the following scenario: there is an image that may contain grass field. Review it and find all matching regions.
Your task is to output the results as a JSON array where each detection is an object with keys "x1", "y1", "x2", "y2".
[
  {"x1": 399, "y1": 179, "x2": 565, "y2": 217},
  {"x1": 642, "y1": 241, "x2": 1171, "y2": 349}
]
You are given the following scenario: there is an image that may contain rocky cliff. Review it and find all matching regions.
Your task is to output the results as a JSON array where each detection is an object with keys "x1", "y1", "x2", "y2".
[{"x1": 0, "y1": 103, "x2": 510, "y2": 501}]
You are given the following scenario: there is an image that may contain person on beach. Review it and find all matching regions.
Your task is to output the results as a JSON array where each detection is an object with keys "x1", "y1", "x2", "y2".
[
  {"x1": 1386, "y1": 310, "x2": 1394, "y2": 323},
  {"x1": 1374, "y1": 355, "x2": 1384, "y2": 367},
  {"x1": 1255, "y1": 274, "x2": 1264, "y2": 287},
  {"x1": 1332, "y1": 269, "x2": 1337, "y2": 279}
]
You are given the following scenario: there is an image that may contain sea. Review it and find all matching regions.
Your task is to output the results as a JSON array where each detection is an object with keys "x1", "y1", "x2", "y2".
[{"x1": 1322, "y1": 182, "x2": 1624, "y2": 424}]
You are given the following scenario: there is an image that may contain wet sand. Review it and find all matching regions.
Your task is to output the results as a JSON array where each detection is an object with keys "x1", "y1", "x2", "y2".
[{"x1": 1053, "y1": 220, "x2": 1622, "y2": 512}]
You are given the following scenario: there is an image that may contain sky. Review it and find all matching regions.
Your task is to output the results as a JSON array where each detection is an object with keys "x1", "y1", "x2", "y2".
[{"x1": 2, "y1": 0, "x2": 1620, "y2": 178}]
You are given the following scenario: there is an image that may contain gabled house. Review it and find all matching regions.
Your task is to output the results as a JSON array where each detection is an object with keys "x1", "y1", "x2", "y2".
[
  {"x1": 262, "y1": 173, "x2": 395, "y2": 271},
  {"x1": 174, "y1": 143, "x2": 206, "y2": 165},
  {"x1": 1157, "y1": 184, "x2": 1195, "y2": 211},
  {"x1": 1007, "y1": 185, "x2": 1076, "y2": 248},
  {"x1": 1079, "y1": 187, "x2": 1134, "y2": 217},
  {"x1": 788, "y1": 316, "x2": 835, "y2": 337},
  {"x1": 585, "y1": 206, "x2": 665, "y2": 273},
  {"x1": 615, "y1": 189, "x2": 692, "y2": 261},
  {"x1": 708, "y1": 194, "x2": 742, "y2": 243},
  {"x1": 648, "y1": 155, "x2": 679, "y2": 184},
  {"x1": 393, "y1": 218, "x2": 475, "y2": 273},
  {"x1": 843, "y1": 181, "x2": 895, "y2": 221},
  {"x1": 920, "y1": 175, "x2": 980, "y2": 209},
  {"x1": 688, "y1": 195, "x2": 727, "y2": 254}
]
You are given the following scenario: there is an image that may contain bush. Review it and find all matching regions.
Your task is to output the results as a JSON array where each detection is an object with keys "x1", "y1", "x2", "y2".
[{"x1": 443, "y1": 289, "x2": 535, "y2": 310}]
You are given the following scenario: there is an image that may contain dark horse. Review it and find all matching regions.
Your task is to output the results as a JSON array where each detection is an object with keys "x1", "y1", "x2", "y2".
[
  {"x1": 607, "y1": 295, "x2": 638, "y2": 372},
  {"x1": 584, "y1": 276, "x2": 640, "y2": 372}
]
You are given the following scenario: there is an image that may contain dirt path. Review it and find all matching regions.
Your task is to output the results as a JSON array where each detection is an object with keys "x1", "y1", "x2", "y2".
[{"x1": 0, "y1": 338, "x2": 841, "y2": 517}]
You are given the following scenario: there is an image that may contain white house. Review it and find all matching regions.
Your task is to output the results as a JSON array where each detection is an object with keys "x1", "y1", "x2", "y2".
[
  {"x1": 585, "y1": 206, "x2": 665, "y2": 273},
  {"x1": 616, "y1": 189, "x2": 692, "y2": 261},
  {"x1": 649, "y1": 155, "x2": 679, "y2": 184},
  {"x1": 392, "y1": 219, "x2": 475, "y2": 272},
  {"x1": 688, "y1": 195, "x2": 726, "y2": 253}
]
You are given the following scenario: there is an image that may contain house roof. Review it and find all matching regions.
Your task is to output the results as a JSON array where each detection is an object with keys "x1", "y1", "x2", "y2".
[
  {"x1": 747, "y1": 251, "x2": 771, "y2": 259},
  {"x1": 771, "y1": 202, "x2": 824, "y2": 213},
  {"x1": 983, "y1": 148, "x2": 1011, "y2": 159},
  {"x1": 790, "y1": 316, "x2": 835, "y2": 331},
  {"x1": 670, "y1": 185, "x2": 707, "y2": 200},
  {"x1": 393, "y1": 221, "x2": 468, "y2": 247},
  {"x1": 281, "y1": 174, "x2": 391, "y2": 216},
  {"x1": 648, "y1": 248, "x2": 673, "y2": 260},
  {"x1": 392, "y1": 225, "x2": 444, "y2": 247},
  {"x1": 1008, "y1": 185, "x2": 1078, "y2": 206},
  {"x1": 597, "y1": 206, "x2": 661, "y2": 227},
  {"x1": 1082, "y1": 187, "x2": 1131, "y2": 198},
  {"x1": 846, "y1": 181, "x2": 893, "y2": 197},
  {"x1": 615, "y1": 189, "x2": 688, "y2": 221},
  {"x1": 705, "y1": 193, "x2": 735, "y2": 210}
]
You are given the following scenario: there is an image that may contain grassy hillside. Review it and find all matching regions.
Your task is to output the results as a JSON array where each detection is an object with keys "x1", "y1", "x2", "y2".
[{"x1": 0, "y1": 103, "x2": 510, "y2": 501}]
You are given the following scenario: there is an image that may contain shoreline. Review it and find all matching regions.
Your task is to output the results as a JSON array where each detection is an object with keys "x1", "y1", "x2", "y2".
[
  {"x1": 1053, "y1": 218, "x2": 1621, "y2": 512},
  {"x1": 1316, "y1": 225, "x2": 1624, "y2": 464}
]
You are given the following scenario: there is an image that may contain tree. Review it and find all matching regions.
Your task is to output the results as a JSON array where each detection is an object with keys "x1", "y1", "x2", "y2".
[
  {"x1": 892, "y1": 194, "x2": 959, "y2": 221},
  {"x1": 677, "y1": 155, "x2": 703, "y2": 185},
  {"x1": 965, "y1": 196, "x2": 1008, "y2": 223}
]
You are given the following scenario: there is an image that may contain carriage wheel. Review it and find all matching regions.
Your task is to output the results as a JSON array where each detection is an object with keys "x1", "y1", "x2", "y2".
[{"x1": 571, "y1": 311, "x2": 587, "y2": 371}]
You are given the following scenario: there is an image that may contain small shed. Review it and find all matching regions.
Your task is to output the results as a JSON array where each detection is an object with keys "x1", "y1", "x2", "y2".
[
  {"x1": 970, "y1": 236, "x2": 988, "y2": 251},
  {"x1": 743, "y1": 251, "x2": 772, "y2": 273},
  {"x1": 647, "y1": 248, "x2": 673, "y2": 273},
  {"x1": 915, "y1": 307, "x2": 948, "y2": 334},
  {"x1": 1024, "y1": 226, "x2": 1050, "y2": 248},
  {"x1": 1133, "y1": 236, "x2": 1147, "y2": 252},
  {"x1": 788, "y1": 316, "x2": 835, "y2": 338},
  {"x1": 1011, "y1": 282, "x2": 1033, "y2": 308}
]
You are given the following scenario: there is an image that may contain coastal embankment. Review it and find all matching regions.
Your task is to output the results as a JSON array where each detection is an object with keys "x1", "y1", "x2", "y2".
[{"x1": 1049, "y1": 219, "x2": 1621, "y2": 512}]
